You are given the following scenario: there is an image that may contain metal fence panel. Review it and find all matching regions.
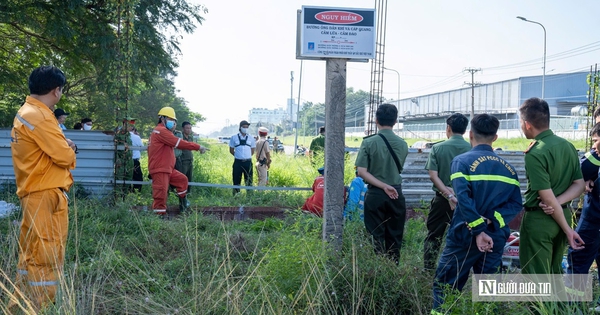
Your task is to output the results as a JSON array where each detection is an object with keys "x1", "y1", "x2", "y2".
[{"x1": 0, "y1": 129, "x2": 116, "y2": 197}]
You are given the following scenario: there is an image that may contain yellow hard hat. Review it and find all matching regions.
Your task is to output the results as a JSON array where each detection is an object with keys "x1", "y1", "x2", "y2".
[{"x1": 158, "y1": 107, "x2": 177, "y2": 120}]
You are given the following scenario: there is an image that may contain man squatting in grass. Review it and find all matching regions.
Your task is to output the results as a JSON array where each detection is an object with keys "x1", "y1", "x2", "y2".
[
  {"x1": 355, "y1": 103, "x2": 408, "y2": 264},
  {"x1": 518, "y1": 97, "x2": 585, "y2": 275},
  {"x1": 423, "y1": 113, "x2": 471, "y2": 271},
  {"x1": 9, "y1": 66, "x2": 77, "y2": 311},
  {"x1": 149, "y1": 107, "x2": 207, "y2": 215},
  {"x1": 431, "y1": 114, "x2": 522, "y2": 313}
]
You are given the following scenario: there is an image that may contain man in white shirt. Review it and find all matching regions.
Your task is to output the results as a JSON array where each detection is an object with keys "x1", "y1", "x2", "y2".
[
  {"x1": 229, "y1": 120, "x2": 256, "y2": 195},
  {"x1": 128, "y1": 122, "x2": 144, "y2": 192}
]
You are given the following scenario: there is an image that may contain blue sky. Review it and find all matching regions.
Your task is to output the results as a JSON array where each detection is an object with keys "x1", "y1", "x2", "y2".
[{"x1": 175, "y1": 0, "x2": 600, "y2": 134}]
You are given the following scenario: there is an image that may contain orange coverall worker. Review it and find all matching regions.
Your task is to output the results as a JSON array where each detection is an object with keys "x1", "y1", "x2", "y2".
[
  {"x1": 10, "y1": 96, "x2": 76, "y2": 308},
  {"x1": 148, "y1": 122, "x2": 200, "y2": 214}
]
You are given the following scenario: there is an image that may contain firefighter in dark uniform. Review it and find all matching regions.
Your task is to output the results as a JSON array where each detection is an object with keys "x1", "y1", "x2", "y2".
[
  {"x1": 355, "y1": 104, "x2": 408, "y2": 264},
  {"x1": 564, "y1": 123, "x2": 600, "y2": 305},
  {"x1": 114, "y1": 117, "x2": 134, "y2": 197},
  {"x1": 423, "y1": 113, "x2": 471, "y2": 270},
  {"x1": 518, "y1": 97, "x2": 585, "y2": 275},
  {"x1": 432, "y1": 114, "x2": 522, "y2": 313}
]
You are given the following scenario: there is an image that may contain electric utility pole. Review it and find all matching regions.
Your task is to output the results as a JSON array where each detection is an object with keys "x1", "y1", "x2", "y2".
[
  {"x1": 464, "y1": 68, "x2": 481, "y2": 122},
  {"x1": 290, "y1": 71, "x2": 294, "y2": 131}
]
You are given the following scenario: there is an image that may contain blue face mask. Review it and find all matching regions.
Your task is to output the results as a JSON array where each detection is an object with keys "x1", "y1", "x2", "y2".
[{"x1": 165, "y1": 120, "x2": 175, "y2": 129}]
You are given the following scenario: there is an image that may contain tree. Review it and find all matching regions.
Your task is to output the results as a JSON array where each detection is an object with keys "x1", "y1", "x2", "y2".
[{"x1": 0, "y1": 0, "x2": 207, "y2": 129}]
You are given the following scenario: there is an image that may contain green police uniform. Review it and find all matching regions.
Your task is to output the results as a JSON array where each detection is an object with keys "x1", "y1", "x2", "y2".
[
  {"x1": 355, "y1": 129, "x2": 408, "y2": 262},
  {"x1": 114, "y1": 128, "x2": 133, "y2": 196},
  {"x1": 309, "y1": 134, "x2": 325, "y2": 166},
  {"x1": 520, "y1": 129, "x2": 583, "y2": 274},
  {"x1": 423, "y1": 135, "x2": 471, "y2": 269},
  {"x1": 178, "y1": 133, "x2": 194, "y2": 193}
]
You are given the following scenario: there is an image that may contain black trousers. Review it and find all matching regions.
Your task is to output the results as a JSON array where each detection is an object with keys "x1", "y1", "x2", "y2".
[
  {"x1": 232, "y1": 159, "x2": 253, "y2": 194},
  {"x1": 423, "y1": 193, "x2": 453, "y2": 270},
  {"x1": 132, "y1": 159, "x2": 143, "y2": 193},
  {"x1": 363, "y1": 185, "x2": 406, "y2": 263}
]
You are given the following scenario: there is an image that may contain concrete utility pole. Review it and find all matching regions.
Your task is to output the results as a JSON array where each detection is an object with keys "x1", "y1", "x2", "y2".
[
  {"x1": 464, "y1": 68, "x2": 481, "y2": 122},
  {"x1": 323, "y1": 58, "x2": 346, "y2": 251},
  {"x1": 294, "y1": 61, "x2": 303, "y2": 157},
  {"x1": 290, "y1": 71, "x2": 294, "y2": 129}
]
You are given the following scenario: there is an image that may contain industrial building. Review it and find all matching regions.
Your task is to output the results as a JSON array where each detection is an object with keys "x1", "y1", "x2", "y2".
[{"x1": 355, "y1": 71, "x2": 592, "y2": 140}]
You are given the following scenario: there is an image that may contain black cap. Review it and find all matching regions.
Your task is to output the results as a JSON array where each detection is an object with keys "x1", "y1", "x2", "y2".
[
  {"x1": 239, "y1": 120, "x2": 251, "y2": 127},
  {"x1": 54, "y1": 108, "x2": 69, "y2": 118}
]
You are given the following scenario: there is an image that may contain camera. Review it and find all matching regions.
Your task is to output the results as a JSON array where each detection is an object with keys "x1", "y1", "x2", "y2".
[{"x1": 259, "y1": 157, "x2": 268, "y2": 166}]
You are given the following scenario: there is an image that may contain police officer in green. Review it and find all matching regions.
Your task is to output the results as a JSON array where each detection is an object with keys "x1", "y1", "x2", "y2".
[
  {"x1": 519, "y1": 97, "x2": 585, "y2": 275},
  {"x1": 355, "y1": 103, "x2": 408, "y2": 264},
  {"x1": 309, "y1": 126, "x2": 325, "y2": 166},
  {"x1": 423, "y1": 113, "x2": 471, "y2": 270},
  {"x1": 114, "y1": 117, "x2": 134, "y2": 196},
  {"x1": 176, "y1": 121, "x2": 195, "y2": 193}
]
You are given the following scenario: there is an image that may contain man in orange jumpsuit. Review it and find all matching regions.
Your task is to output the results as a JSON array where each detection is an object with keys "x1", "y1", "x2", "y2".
[
  {"x1": 9, "y1": 66, "x2": 77, "y2": 311},
  {"x1": 302, "y1": 167, "x2": 326, "y2": 216},
  {"x1": 148, "y1": 107, "x2": 207, "y2": 214}
]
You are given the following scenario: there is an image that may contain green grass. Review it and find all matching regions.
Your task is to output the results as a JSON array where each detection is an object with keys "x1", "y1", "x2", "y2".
[{"x1": 0, "y1": 137, "x2": 595, "y2": 314}]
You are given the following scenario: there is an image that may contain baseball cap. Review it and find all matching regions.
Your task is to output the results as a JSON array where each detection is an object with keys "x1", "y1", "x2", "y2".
[
  {"x1": 54, "y1": 108, "x2": 69, "y2": 118},
  {"x1": 239, "y1": 120, "x2": 251, "y2": 127}
]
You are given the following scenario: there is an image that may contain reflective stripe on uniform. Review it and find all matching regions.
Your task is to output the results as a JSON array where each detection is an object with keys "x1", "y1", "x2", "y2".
[
  {"x1": 18, "y1": 269, "x2": 27, "y2": 275},
  {"x1": 176, "y1": 190, "x2": 186, "y2": 196},
  {"x1": 16, "y1": 114, "x2": 35, "y2": 131},
  {"x1": 450, "y1": 173, "x2": 520, "y2": 186},
  {"x1": 494, "y1": 211, "x2": 505, "y2": 228},
  {"x1": 174, "y1": 138, "x2": 181, "y2": 148},
  {"x1": 467, "y1": 217, "x2": 484, "y2": 228},
  {"x1": 29, "y1": 281, "x2": 57, "y2": 287},
  {"x1": 585, "y1": 152, "x2": 600, "y2": 166}
]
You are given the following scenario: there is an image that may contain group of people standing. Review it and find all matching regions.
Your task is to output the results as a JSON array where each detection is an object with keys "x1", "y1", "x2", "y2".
[
  {"x1": 352, "y1": 100, "x2": 594, "y2": 313},
  {"x1": 53, "y1": 108, "x2": 93, "y2": 131},
  {"x1": 421, "y1": 99, "x2": 589, "y2": 313},
  {"x1": 9, "y1": 65, "x2": 599, "y2": 313}
]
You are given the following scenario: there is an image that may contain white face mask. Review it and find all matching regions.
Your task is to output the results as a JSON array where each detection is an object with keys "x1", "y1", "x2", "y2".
[
  {"x1": 83, "y1": 124, "x2": 92, "y2": 131},
  {"x1": 240, "y1": 127, "x2": 248, "y2": 134}
]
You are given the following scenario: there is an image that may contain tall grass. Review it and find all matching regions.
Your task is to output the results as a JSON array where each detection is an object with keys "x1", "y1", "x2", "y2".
[{"x1": 0, "y1": 138, "x2": 594, "y2": 314}]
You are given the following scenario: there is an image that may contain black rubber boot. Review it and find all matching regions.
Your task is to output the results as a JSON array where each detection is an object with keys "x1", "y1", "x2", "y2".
[{"x1": 179, "y1": 196, "x2": 190, "y2": 213}]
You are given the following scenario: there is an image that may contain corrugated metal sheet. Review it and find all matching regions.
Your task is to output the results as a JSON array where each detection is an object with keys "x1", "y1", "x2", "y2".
[{"x1": 0, "y1": 129, "x2": 117, "y2": 197}]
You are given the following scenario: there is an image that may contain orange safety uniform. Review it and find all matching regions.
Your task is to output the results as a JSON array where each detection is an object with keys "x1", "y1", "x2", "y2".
[
  {"x1": 148, "y1": 122, "x2": 200, "y2": 213},
  {"x1": 10, "y1": 96, "x2": 76, "y2": 309},
  {"x1": 302, "y1": 175, "x2": 325, "y2": 216}
]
